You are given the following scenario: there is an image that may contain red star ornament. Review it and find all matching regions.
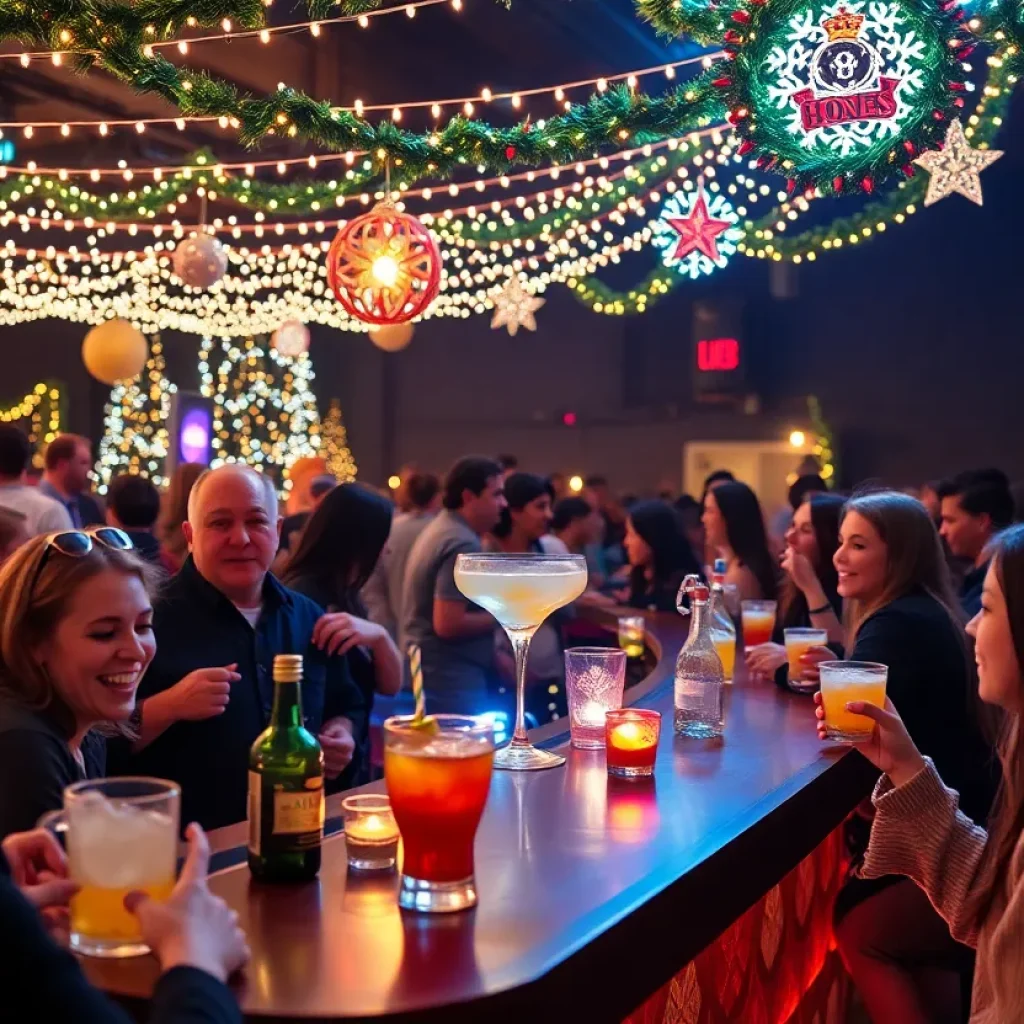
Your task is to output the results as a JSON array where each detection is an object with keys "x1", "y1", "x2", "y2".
[{"x1": 666, "y1": 190, "x2": 733, "y2": 263}]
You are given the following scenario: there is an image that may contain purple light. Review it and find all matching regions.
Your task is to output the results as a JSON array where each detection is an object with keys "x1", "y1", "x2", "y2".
[{"x1": 179, "y1": 408, "x2": 211, "y2": 464}]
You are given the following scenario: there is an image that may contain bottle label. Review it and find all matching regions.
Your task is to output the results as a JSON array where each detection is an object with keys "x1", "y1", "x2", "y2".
[
  {"x1": 247, "y1": 770, "x2": 261, "y2": 856},
  {"x1": 273, "y1": 787, "x2": 325, "y2": 836}
]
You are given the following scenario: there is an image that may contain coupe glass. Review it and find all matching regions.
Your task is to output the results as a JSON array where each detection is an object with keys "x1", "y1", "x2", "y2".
[{"x1": 455, "y1": 552, "x2": 587, "y2": 770}]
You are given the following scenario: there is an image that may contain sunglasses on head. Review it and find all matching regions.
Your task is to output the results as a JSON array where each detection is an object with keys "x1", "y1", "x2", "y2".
[
  {"x1": 44, "y1": 528, "x2": 135, "y2": 559},
  {"x1": 30, "y1": 528, "x2": 136, "y2": 595}
]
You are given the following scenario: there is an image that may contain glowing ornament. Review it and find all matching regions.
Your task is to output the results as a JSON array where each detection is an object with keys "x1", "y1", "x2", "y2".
[
  {"x1": 369, "y1": 323, "x2": 415, "y2": 352},
  {"x1": 272, "y1": 319, "x2": 310, "y2": 357},
  {"x1": 326, "y1": 202, "x2": 441, "y2": 325},
  {"x1": 652, "y1": 184, "x2": 742, "y2": 279},
  {"x1": 723, "y1": 0, "x2": 966, "y2": 193},
  {"x1": 173, "y1": 232, "x2": 227, "y2": 288},
  {"x1": 491, "y1": 276, "x2": 545, "y2": 336},
  {"x1": 915, "y1": 119, "x2": 1003, "y2": 207},
  {"x1": 81, "y1": 319, "x2": 148, "y2": 384}
]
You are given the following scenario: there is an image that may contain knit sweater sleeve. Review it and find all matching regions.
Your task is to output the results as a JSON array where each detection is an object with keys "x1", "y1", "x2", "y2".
[{"x1": 861, "y1": 758, "x2": 989, "y2": 948}]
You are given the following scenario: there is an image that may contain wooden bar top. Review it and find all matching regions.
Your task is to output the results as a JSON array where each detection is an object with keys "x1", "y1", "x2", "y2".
[{"x1": 84, "y1": 612, "x2": 876, "y2": 1023}]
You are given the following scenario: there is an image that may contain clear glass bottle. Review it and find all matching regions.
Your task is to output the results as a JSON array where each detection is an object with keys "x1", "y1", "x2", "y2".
[
  {"x1": 674, "y1": 575, "x2": 725, "y2": 738},
  {"x1": 709, "y1": 558, "x2": 737, "y2": 683}
]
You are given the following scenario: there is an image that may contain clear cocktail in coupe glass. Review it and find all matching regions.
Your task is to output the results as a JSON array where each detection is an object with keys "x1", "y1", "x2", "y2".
[
  {"x1": 455, "y1": 552, "x2": 588, "y2": 770},
  {"x1": 42, "y1": 777, "x2": 179, "y2": 958}
]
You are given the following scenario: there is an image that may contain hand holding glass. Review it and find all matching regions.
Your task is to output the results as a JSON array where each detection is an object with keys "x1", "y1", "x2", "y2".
[
  {"x1": 40, "y1": 777, "x2": 179, "y2": 958},
  {"x1": 819, "y1": 661, "x2": 888, "y2": 741},
  {"x1": 784, "y1": 628, "x2": 829, "y2": 692},
  {"x1": 455, "y1": 552, "x2": 587, "y2": 770}
]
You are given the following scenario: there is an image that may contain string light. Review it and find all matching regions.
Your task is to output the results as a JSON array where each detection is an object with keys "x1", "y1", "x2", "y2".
[
  {"x1": 0, "y1": 381, "x2": 62, "y2": 460},
  {"x1": 96, "y1": 336, "x2": 177, "y2": 491}
]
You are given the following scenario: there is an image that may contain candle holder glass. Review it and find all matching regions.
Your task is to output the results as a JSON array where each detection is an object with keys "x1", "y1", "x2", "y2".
[
  {"x1": 565, "y1": 647, "x2": 627, "y2": 749},
  {"x1": 342, "y1": 794, "x2": 399, "y2": 872},
  {"x1": 605, "y1": 709, "x2": 661, "y2": 778},
  {"x1": 617, "y1": 616, "x2": 646, "y2": 659}
]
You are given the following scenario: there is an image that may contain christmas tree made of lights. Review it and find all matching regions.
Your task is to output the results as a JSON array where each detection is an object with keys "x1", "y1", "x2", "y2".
[
  {"x1": 96, "y1": 336, "x2": 177, "y2": 493},
  {"x1": 198, "y1": 335, "x2": 321, "y2": 483},
  {"x1": 321, "y1": 399, "x2": 357, "y2": 483}
]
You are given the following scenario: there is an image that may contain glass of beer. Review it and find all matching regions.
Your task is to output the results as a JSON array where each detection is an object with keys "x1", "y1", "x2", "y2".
[
  {"x1": 384, "y1": 715, "x2": 494, "y2": 912},
  {"x1": 784, "y1": 627, "x2": 829, "y2": 692},
  {"x1": 819, "y1": 661, "x2": 888, "y2": 741},
  {"x1": 741, "y1": 600, "x2": 777, "y2": 648},
  {"x1": 41, "y1": 777, "x2": 179, "y2": 958}
]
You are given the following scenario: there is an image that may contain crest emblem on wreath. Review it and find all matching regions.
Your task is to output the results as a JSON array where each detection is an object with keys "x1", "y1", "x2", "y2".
[{"x1": 792, "y1": 7, "x2": 898, "y2": 133}]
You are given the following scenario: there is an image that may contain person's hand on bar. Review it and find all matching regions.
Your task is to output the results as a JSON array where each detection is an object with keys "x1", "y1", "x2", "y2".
[
  {"x1": 125, "y1": 823, "x2": 249, "y2": 984},
  {"x1": 745, "y1": 642, "x2": 786, "y2": 680}
]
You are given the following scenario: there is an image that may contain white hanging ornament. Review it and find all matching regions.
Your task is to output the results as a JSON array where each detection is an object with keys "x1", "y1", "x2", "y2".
[
  {"x1": 914, "y1": 118, "x2": 1004, "y2": 207},
  {"x1": 491, "y1": 276, "x2": 545, "y2": 337},
  {"x1": 272, "y1": 319, "x2": 310, "y2": 358},
  {"x1": 173, "y1": 232, "x2": 227, "y2": 289}
]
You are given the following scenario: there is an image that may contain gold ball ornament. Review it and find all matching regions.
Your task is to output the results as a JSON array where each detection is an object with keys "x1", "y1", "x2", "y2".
[
  {"x1": 173, "y1": 232, "x2": 227, "y2": 289},
  {"x1": 81, "y1": 319, "x2": 148, "y2": 385},
  {"x1": 369, "y1": 323, "x2": 414, "y2": 352},
  {"x1": 272, "y1": 320, "x2": 310, "y2": 358}
]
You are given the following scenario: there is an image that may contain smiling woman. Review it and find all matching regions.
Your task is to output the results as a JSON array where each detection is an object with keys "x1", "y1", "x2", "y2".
[{"x1": 0, "y1": 531, "x2": 161, "y2": 840}]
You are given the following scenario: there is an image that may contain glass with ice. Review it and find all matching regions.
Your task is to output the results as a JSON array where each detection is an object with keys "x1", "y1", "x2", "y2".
[
  {"x1": 41, "y1": 777, "x2": 179, "y2": 957},
  {"x1": 819, "y1": 661, "x2": 888, "y2": 742}
]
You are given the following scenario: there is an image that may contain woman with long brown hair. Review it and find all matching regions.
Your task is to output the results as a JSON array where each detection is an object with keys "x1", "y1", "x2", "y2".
[
  {"x1": 813, "y1": 492, "x2": 997, "y2": 1023},
  {"x1": 0, "y1": 529, "x2": 162, "y2": 839},
  {"x1": 746, "y1": 491, "x2": 845, "y2": 685},
  {"x1": 157, "y1": 461, "x2": 204, "y2": 572},
  {"x1": 816, "y1": 522, "x2": 1024, "y2": 1022}
]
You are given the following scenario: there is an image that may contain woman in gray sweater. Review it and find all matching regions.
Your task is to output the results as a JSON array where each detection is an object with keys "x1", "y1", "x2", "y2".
[{"x1": 815, "y1": 523, "x2": 1024, "y2": 1023}]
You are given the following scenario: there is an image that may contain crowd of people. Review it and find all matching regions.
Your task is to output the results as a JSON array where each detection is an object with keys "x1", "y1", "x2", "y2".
[{"x1": 0, "y1": 422, "x2": 1021, "y2": 1023}]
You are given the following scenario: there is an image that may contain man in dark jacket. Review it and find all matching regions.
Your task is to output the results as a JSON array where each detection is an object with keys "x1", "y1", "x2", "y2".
[{"x1": 110, "y1": 465, "x2": 366, "y2": 832}]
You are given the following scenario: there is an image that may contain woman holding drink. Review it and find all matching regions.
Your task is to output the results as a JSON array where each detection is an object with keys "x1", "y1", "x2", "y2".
[
  {"x1": 746, "y1": 492, "x2": 845, "y2": 688},
  {"x1": 0, "y1": 530, "x2": 163, "y2": 839},
  {"x1": 813, "y1": 524, "x2": 1024, "y2": 1024},
  {"x1": 811, "y1": 493, "x2": 997, "y2": 1024}
]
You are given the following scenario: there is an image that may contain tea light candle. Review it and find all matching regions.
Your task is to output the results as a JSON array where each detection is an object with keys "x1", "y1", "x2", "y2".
[
  {"x1": 578, "y1": 700, "x2": 607, "y2": 729},
  {"x1": 605, "y1": 709, "x2": 661, "y2": 778},
  {"x1": 342, "y1": 795, "x2": 399, "y2": 872}
]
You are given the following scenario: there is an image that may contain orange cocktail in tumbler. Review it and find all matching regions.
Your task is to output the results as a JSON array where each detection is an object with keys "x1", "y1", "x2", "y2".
[
  {"x1": 384, "y1": 715, "x2": 494, "y2": 912},
  {"x1": 819, "y1": 661, "x2": 888, "y2": 742}
]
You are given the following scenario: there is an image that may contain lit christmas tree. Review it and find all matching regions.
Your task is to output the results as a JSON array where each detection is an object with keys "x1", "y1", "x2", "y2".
[
  {"x1": 321, "y1": 399, "x2": 357, "y2": 483},
  {"x1": 198, "y1": 335, "x2": 320, "y2": 489},
  {"x1": 96, "y1": 336, "x2": 177, "y2": 493}
]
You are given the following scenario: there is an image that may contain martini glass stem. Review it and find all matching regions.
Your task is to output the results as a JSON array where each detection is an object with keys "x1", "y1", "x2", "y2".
[{"x1": 507, "y1": 628, "x2": 535, "y2": 748}]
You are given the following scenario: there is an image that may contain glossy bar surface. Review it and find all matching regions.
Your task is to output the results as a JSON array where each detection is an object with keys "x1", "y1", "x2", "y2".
[{"x1": 84, "y1": 611, "x2": 875, "y2": 1022}]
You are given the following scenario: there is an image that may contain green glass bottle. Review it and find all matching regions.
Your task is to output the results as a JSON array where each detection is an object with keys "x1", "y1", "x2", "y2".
[{"x1": 247, "y1": 654, "x2": 324, "y2": 883}]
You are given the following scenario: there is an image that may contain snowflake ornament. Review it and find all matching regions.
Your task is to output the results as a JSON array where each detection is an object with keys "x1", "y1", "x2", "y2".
[
  {"x1": 652, "y1": 184, "x2": 742, "y2": 279},
  {"x1": 723, "y1": 0, "x2": 968, "y2": 193},
  {"x1": 491, "y1": 276, "x2": 545, "y2": 336}
]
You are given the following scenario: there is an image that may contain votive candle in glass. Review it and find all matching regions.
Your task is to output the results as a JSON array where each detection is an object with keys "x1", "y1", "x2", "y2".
[
  {"x1": 617, "y1": 616, "x2": 646, "y2": 659},
  {"x1": 605, "y1": 709, "x2": 661, "y2": 778},
  {"x1": 342, "y1": 794, "x2": 399, "y2": 872},
  {"x1": 565, "y1": 647, "x2": 627, "y2": 749}
]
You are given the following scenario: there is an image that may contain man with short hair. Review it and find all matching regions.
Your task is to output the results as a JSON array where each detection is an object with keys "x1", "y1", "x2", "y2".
[
  {"x1": 41, "y1": 434, "x2": 104, "y2": 528},
  {"x1": 401, "y1": 457, "x2": 506, "y2": 714},
  {"x1": 110, "y1": 464, "x2": 366, "y2": 831},
  {"x1": 363, "y1": 472, "x2": 442, "y2": 644},
  {"x1": 939, "y1": 468, "x2": 1014, "y2": 617},
  {"x1": 0, "y1": 424, "x2": 72, "y2": 536},
  {"x1": 106, "y1": 473, "x2": 164, "y2": 564},
  {"x1": 549, "y1": 497, "x2": 604, "y2": 555}
]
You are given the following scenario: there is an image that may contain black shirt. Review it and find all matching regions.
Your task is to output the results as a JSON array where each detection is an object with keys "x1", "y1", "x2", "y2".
[
  {"x1": 959, "y1": 560, "x2": 988, "y2": 620},
  {"x1": 0, "y1": 850, "x2": 239, "y2": 1024},
  {"x1": 850, "y1": 590, "x2": 997, "y2": 825},
  {"x1": 108, "y1": 558, "x2": 368, "y2": 832},
  {"x1": 0, "y1": 702, "x2": 105, "y2": 840}
]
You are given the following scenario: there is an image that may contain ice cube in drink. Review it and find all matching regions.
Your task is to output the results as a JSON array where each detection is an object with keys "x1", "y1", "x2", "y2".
[
  {"x1": 819, "y1": 661, "x2": 888, "y2": 742},
  {"x1": 66, "y1": 784, "x2": 178, "y2": 957}
]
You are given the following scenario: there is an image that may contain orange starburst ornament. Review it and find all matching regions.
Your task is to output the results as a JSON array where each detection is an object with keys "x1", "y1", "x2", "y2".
[{"x1": 326, "y1": 202, "x2": 442, "y2": 326}]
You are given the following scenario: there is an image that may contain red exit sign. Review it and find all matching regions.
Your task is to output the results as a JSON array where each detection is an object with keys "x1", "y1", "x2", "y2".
[{"x1": 697, "y1": 337, "x2": 740, "y2": 372}]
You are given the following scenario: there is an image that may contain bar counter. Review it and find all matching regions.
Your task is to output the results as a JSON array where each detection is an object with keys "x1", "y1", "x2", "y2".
[{"x1": 86, "y1": 611, "x2": 877, "y2": 1023}]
